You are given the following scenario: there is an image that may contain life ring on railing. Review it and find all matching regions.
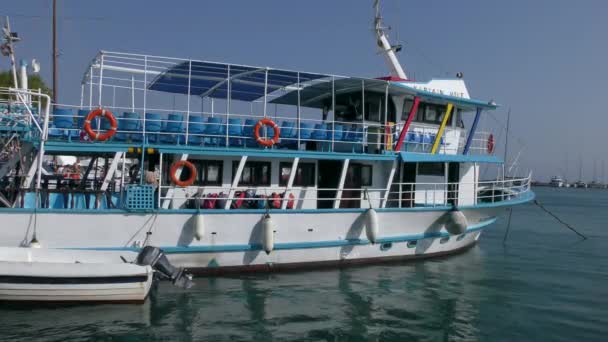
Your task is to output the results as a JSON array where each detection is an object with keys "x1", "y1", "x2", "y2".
[
  {"x1": 169, "y1": 160, "x2": 197, "y2": 187},
  {"x1": 83, "y1": 108, "x2": 117, "y2": 141},
  {"x1": 487, "y1": 134, "x2": 495, "y2": 154},
  {"x1": 253, "y1": 118, "x2": 280, "y2": 147}
]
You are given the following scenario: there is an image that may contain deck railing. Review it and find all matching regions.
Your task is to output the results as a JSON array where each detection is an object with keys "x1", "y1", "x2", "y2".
[
  {"x1": 158, "y1": 174, "x2": 531, "y2": 210},
  {"x1": 20, "y1": 103, "x2": 496, "y2": 156}
]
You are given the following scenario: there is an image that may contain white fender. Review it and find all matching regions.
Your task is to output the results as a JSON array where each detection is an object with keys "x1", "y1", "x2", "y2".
[
  {"x1": 366, "y1": 208, "x2": 379, "y2": 244},
  {"x1": 445, "y1": 210, "x2": 468, "y2": 235},
  {"x1": 193, "y1": 214, "x2": 205, "y2": 241},
  {"x1": 262, "y1": 215, "x2": 274, "y2": 254}
]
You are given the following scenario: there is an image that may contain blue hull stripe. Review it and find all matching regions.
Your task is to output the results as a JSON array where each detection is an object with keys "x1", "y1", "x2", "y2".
[{"x1": 66, "y1": 218, "x2": 496, "y2": 254}]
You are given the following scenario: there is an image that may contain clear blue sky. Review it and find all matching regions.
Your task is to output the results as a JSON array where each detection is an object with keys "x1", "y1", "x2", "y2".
[{"x1": 2, "y1": 0, "x2": 607, "y2": 181}]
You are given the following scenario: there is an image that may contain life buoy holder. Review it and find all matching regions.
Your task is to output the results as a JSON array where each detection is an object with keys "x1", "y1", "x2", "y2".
[
  {"x1": 253, "y1": 118, "x2": 280, "y2": 147},
  {"x1": 487, "y1": 134, "x2": 495, "y2": 154},
  {"x1": 170, "y1": 160, "x2": 197, "y2": 187},
  {"x1": 83, "y1": 108, "x2": 117, "y2": 141}
]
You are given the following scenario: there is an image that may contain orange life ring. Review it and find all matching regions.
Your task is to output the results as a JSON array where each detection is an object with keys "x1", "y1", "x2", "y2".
[
  {"x1": 170, "y1": 160, "x2": 197, "y2": 187},
  {"x1": 487, "y1": 134, "x2": 495, "y2": 154},
  {"x1": 83, "y1": 108, "x2": 117, "y2": 141},
  {"x1": 253, "y1": 118, "x2": 280, "y2": 147}
]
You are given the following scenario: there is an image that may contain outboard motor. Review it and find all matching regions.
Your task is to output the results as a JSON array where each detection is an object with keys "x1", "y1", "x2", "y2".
[{"x1": 136, "y1": 246, "x2": 194, "y2": 289}]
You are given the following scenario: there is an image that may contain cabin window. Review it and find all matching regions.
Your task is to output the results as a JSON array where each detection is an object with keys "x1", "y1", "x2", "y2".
[
  {"x1": 402, "y1": 99, "x2": 415, "y2": 120},
  {"x1": 169, "y1": 160, "x2": 223, "y2": 186},
  {"x1": 418, "y1": 162, "x2": 445, "y2": 177},
  {"x1": 415, "y1": 103, "x2": 453, "y2": 126},
  {"x1": 360, "y1": 165, "x2": 373, "y2": 186},
  {"x1": 279, "y1": 162, "x2": 316, "y2": 187},
  {"x1": 346, "y1": 163, "x2": 373, "y2": 187},
  {"x1": 200, "y1": 161, "x2": 223, "y2": 185},
  {"x1": 232, "y1": 161, "x2": 271, "y2": 186}
]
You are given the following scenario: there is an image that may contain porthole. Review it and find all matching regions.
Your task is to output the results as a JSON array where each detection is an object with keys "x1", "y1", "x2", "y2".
[
  {"x1": 456, "y1": 234, "x2": 466, "y2": 241},
  {"x1": 440, "y1": 236, "x2": 450, "y2": 244},
  {"x1": 380, "y1": 242, "x2": 392, "y2": 251},
  {"x1": 407, "y1": 240, "x2": 417, "y2": 248}
]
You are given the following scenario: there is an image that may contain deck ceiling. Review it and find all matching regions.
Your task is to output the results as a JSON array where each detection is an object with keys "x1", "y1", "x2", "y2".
[{"x1": 147, "y1": 61, "x2": 329, "y2": 102}]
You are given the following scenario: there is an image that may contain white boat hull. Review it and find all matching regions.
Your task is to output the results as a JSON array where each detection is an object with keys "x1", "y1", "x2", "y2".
[
  {"x1": 0, "y1": 207, "x2": 503, "y2": 274},
  {"x1": 0, "y1": 248, "x2": 153, "y2": 303}
]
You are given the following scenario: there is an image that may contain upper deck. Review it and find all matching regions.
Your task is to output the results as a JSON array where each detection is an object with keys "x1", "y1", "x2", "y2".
[{"x1": 2, "y1": 51, "x2": 500, "y2": 162}]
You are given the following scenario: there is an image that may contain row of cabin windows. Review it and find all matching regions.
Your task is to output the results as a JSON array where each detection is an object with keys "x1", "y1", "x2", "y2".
[{"x1": 172, "y1": 160, "x2": 317, "y2": 187}]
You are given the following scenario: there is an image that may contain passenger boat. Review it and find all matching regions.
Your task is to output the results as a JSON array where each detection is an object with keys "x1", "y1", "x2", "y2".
[{"x1": 0, "y1": 4, "x2": 533, "y2": 275}]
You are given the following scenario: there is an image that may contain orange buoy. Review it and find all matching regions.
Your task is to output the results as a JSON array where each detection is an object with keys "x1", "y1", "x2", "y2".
[
  {"x1": 253, "y1": 118, "x2": 280, "y2": 147},
  {"x1": 83, "y1": 108, "x2": 118, "y2": 141},
  {"x1": 170, "y1": 160, "x2": 197, "y2": 187}
]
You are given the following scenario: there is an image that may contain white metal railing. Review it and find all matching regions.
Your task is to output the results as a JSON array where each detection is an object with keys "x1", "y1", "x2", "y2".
[
  {"x1": 0, "y1": 87, "x2": 51, "y2": 190},
  {"x1": 158, "y1": 174, "x2": 532, "y2": 210}
]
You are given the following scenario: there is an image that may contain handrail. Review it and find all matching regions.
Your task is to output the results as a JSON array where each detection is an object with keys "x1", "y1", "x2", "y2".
[
  {"x1": 158, "y1": 175, "x2": 532, "y2": 209},
  {"x1": 1, "y1": 87, "x2": 51, "y2": 191}
]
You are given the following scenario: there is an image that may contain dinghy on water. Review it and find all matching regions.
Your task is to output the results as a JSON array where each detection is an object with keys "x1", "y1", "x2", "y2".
[
  {"x1": 0, "y1": 246, "x2": 192, "y2": 303},
  {"x1": 0, "y1": 247, "x2": 153, "y2": 303}
]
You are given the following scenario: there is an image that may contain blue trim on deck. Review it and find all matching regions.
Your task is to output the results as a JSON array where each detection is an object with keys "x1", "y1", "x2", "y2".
[
  {"x1": 43, "y1": 140, "x2": 504, "y2": 164},
  {"x1": 399, "y1": 152, "x2": 502, "y2": 163},
  {"x1": 66, "y1": 218, "x2": 496, "y2": 254}
]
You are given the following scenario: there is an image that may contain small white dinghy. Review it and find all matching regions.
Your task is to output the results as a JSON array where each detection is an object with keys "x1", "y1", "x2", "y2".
[{"x1": 0, "y1": 247, "x2": 153, "y2": 303}]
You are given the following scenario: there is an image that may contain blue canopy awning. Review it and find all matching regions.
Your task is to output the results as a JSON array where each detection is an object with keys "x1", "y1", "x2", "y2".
[{"x1": 147, "y1": 61, "x2": 329, "y2": 102}]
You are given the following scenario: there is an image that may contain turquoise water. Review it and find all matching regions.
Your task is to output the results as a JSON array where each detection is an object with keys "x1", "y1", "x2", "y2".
[{"x1": 1, "y1": 187, "x2": 607, "y2": 341}]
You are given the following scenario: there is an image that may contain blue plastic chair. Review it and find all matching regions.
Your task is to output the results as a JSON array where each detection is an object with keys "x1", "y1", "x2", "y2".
[
  {"x1": 299, "y1": 122, "x2": 315, "y2": 141},
  {"x1": 144, "y1": 112, "x2": 162, "y2": 143},
  {"x1": 312, "y1": 123, "x2": 327, "y2": 141},
  {"x1": 243, "y1": 119, "x2": 258, "y2": 147},
  {"x1": 186, "y1": 115, "x2": 205, "y2": 145},
  {"x1": 332, "y1": 124, "x2": 344, "y2": 141},
  {"x1": 162, "y1": 113, "x2": 184, "y2": 144},
  {"x1": 203, "y1": 117, "x2": 224, "y2": 146},
  {"x1": 278, "y1": 121, "x2": 297, "y2": 148},
  {"x1": 227, "y1": 118, "x2": 243, "y2": 146},
  {"x1": 52, "y1": 108, "x2": 73, "y2": 129}
]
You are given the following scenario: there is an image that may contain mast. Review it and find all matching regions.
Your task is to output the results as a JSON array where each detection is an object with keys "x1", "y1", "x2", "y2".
[
  {"x1": 373, "y1": 0, "x2": 407, "y2": 79},
  {"x1": 503, "y1": 108, "x2": 510, "y2": 180},
  {"x1": 52, "y1": 0, "x2": 58, "y2": 104},
  {"x1": 2, "y1": 17, "x2": 20, "y2": 89}
]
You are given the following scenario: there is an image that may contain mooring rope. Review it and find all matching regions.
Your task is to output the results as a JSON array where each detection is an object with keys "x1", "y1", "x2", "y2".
[
  {"x1": 502, "y1": 207, "x2": 513, "y2": 245},
  {"x1": 534, "y1": 200, "x2": 587, "y2": 240}
]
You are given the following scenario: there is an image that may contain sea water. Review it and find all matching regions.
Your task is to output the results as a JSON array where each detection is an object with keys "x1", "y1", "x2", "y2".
[{"x1": 1, "y1": 187, "x2": 607, "y2": 341}]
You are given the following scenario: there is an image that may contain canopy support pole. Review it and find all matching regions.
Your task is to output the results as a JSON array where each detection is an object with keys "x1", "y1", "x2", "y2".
[
  {"x1": 463, "y1": 107, "x2": 482, "y2": 155},
  {"x1": 281, "y1": 157, "x2": 300, "y2": 209},
  {"x1": 297, "y1": 72, "x2": 301, "y2": 148},
  {"x1": 381, "y1": 159, "x2": 397, "y2": 208},
  {"x1": 161, "y1": 154, "x2": 189, "y2": 209},
  {"x1": 331, "y1": 76, "x2": 335, "y2": 151},
  {"x1": 225, "y1": 156, "x2": 248, "y2": 209},
  {"x1": 334, "y1": 159, "x2": 350, "y2": 209},
  {"x1": 226, "y1": 65, "x2": 231, "y2": 147},
  {"x1": 395, "y1": 96, "x2": 420, "y2": 151},
  {"x1": 100, "y1": 152, "x2": 123, "y2": 192},
  {"x1": 431, "y1": 103, "x2": 453, "y2": 154},
  {"x1": 185, "y1": 60, "x2": 192, "y2": 145}
]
